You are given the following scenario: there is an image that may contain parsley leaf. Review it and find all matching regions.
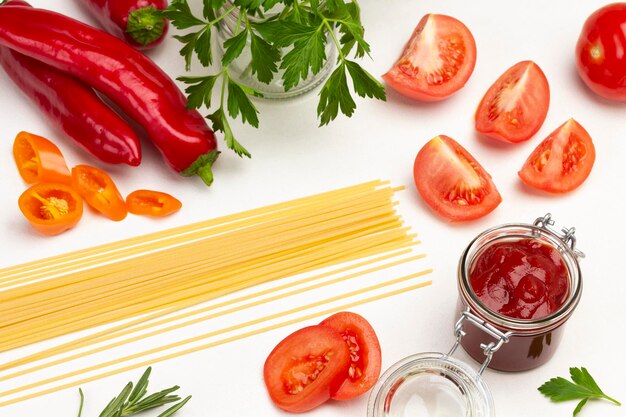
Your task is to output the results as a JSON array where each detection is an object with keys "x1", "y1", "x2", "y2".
[
  {"x1": 178, "y1": 75, "x2": 219, "y2": 109},
  {"x1": 227, "y1": 78, "x2": 260, "y2": 128},
  {"x1": 163, "y1": 0, "x2": 205, "y2": 29},
  {"x1": 221, "y1": 29, "x2": 248, "y2": 66},
  {"x1": 317, "y1": 63, "x2": 355, "y2": 125},
  {"x1": 538, "y1": 367, "x2": 621, "y2": 416},
  {"x1": 207, "y1": 108, "x2": 252, "y2": 158},
  {"x1": 249, "y1": 31, "x2": 280, "y2": 83},
  {"x1": 345, "y1": 60, "x2": 386, "y2": 100},
  {"x1": 280, "y1": 27, "x2": 327, "y2": 91}
]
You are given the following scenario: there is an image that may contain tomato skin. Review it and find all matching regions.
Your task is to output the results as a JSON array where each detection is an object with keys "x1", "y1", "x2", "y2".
[
  {"x1": 519, "y1": 119, "x2": 595, "y2": 193},
  {"x1": 263, "y1": 326, "x2": 350, "y2": 413},
  {"x1": 383, "y1": 13, "x2": 476, "y2": 101},
  {"x1": 576, "y1": 3, "x2": 626, "y2": 101},
  {"x1": 413, "y1": 135, "x2": 501, "y2": 222},
  {"x1": 319, "y1": 312, "x2": 382, "y2": 401},
  {"x1": 475, "y1": 61, "x2": 550, "y2": 143}
]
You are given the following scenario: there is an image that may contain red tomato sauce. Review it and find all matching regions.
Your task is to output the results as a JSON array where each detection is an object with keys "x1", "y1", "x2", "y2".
[{"x1": 469, "y1": 238, "x2": 569, "y2": 320}]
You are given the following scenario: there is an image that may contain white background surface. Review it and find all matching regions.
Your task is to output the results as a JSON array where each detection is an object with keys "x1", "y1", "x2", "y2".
[{"x1": 1, "y1": 0, "x2": 625, "y2": 416}]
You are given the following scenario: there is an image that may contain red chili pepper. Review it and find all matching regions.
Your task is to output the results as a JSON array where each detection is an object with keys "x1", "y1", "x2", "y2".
[
  {"x1": 0, "y1": 5, "x2": 218, "y2": 185},
  {"x1": 0, "y1": 0, "x2": 142, "y2": 166},
  {"x1": 78, "y1": 0, "x2": 169, "y2": 50}
]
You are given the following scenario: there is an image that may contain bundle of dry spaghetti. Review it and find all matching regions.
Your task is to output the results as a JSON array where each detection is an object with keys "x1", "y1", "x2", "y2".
[{"x1": 0, "y1": 180, "x2": 433, "y2": 406}]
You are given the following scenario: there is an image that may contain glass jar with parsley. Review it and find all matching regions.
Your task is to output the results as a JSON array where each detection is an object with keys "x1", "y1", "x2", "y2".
[
  {"x1": 215, "y1": 2, "x2": 336, "y2": 99},
  {"x1": 165, "y1": 0, "x2": 386, "y2": 159}
]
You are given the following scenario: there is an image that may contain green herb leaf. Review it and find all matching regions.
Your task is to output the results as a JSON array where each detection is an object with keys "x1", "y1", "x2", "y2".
[
  {"x1": 173, "y1": 32, "x2": 199, "y2": 71},
  {"x1": 76, "y1": 389, "x2": 85, "y2": 417},
  {"x1": 195, "y1": 27, "x2": 214, "y2": 66},
  {"x1": 206, "y1": 109, "x2": 251, "y2": 158},
  {"x1": 280, "y1": 28, "x2": 326, "y2": 91},
  {"x1": 317, "y1": 63, "x2": 355, "y2": 125},
  {"x1": 179, "y1": 75, "x2": 219, "y2": 109},
  {"x1": 157, "y1": 396, "x2": 192, "y2": 417},
  {"x1": 221, "y1": 29, "x2": 248, "y2": 66},
  {"x1": 227, "y1": 79, "x2": 259, "y2": 128},
  {"x1": 76, "y1": 368, "x2": 191, "y2": 417},
  {"x1": 538, "y1": 367, "x2": 621, "y2": 416},
  {"x1": 345, "y1": 60, "x2": 386, "y2": 100},
  {"x1": 163, "y1": 0, "x2": 205, "y2": 29},
  {"x1": 249, "y1": 31, "x2": 280, "y2": 83}
]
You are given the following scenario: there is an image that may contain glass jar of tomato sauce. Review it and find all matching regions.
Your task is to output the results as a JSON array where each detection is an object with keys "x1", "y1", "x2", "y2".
[
  {"x1": 456, "y1": 213, "x2": 583, "y2": 372},
  {"x1": 368, "y1": 214, "x2": 583, "y2": 417}
]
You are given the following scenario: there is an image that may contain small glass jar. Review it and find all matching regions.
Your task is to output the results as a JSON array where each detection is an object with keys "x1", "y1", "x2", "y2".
[
  {"x1": 457, "y1": 213, "x2": 584, "y2": 372},
  {"x1": 368, "y1": 214, "x2": 584, "y2": 417},
  {"x1": 216, "y1": 2, "x2": 336, "y2": 99}
]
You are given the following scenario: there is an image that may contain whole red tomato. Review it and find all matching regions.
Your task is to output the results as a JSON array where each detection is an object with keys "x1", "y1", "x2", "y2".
[{"x1": 576, "y1": 3, "x2": 626, "y2": 101}]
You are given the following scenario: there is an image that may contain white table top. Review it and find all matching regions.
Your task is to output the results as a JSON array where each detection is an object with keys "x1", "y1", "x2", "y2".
[{"x1": 1, "y1": 0, "x2": 624, "y2": 416}]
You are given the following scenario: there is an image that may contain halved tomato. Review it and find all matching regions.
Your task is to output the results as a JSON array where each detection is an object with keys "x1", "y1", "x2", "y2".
[
  {"x1": 413, "y1": 135, "x2": 501, "y2": 222},
  {"x1": 383, "y1": 13, "x2": 476, "y2": 101},
  {"x1": 519, "y1": 119, "x2": 595, "y2": 193},
  {"x1": 263, "y1": 326, "x2": 350, "y2": 413},
  {"x1": 475, "y1": 61, "x2": 550, "y2": 143},
  {"x1": 319, "y1": 312, "x2": 382, "y2": 401}
]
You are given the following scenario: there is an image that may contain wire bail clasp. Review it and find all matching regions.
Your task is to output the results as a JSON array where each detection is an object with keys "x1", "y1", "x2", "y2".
[
  {"x1": 448, "y1": 308, "x2": 512, "y2": 375},
  {"x1": 533, "y1": 213, "x2": 585, "y2": 259}
]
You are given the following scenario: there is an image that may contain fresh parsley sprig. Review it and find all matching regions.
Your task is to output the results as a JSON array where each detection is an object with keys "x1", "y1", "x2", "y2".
[
  {"x1": 538, "y1": 367, "x2": 621, "y2": 416},
  {"x1": 164, "y1": 0, "x2": 385, "y2": 157},
  {"x1": 76, "y1": 367, "x2": 191, "y2": 417}
]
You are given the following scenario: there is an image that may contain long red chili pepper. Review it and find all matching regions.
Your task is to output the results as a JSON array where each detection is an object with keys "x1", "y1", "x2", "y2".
[
  {"x1": 78, "y1": 0, "x2": 169, "y2": 50},
  {"x1": 0, "y1": 0, "x2": 142, "y2": 166},
  {"x1": 0, "y1": 5, "x2": 218, "y2": 185}
]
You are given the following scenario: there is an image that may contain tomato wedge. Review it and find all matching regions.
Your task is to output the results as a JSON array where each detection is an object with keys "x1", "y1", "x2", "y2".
[
  {"x1": 413, "y1": 135, "x2": 501, "y2": 222},
  {"x1": 319, "y1": 312, "x2": 381, "y2": 401},
  {"x1": 383, "y1": 13, "x2": 476, "y2": 101},
  {"x1": 475, "y1": 61, "x2": 550, "y2": 143},
  {"x1": 519, "y1": 119, "x2": 595, "y2": 193},
  {"x1": 263, "y1": 326, "x2": 350, "y2": 413}
]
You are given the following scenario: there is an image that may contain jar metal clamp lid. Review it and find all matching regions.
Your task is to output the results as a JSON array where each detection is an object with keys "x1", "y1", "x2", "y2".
[{"x1": 367, "y1": 214, "x2": 583, "y2": 417}]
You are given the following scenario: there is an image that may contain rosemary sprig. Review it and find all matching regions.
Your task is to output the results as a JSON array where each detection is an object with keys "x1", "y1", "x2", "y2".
[{"x1": 77, "y1": 367, "x2": 191, "y2": 417}]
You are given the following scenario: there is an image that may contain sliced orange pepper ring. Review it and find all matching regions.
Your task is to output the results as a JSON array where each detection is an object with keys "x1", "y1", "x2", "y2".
[
  {"x1": 71, "y1": 164, "x2": 127, "y2": 221},
  {"x1": 126, "y1": 190, "x2": 182, "y2": 217},
  {"x1": 18, "y1": 183, "x2": 83, "y2": 236},
  {"x1": 13, "y1": 131, "x2": 71, "y2": 184}
]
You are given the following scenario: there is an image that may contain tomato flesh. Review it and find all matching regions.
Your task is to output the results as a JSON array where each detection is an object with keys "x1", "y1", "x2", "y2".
[
  {"x1": 383, "y1": 14, "x2": 476, "y2": 101},
  {"x1": 475, "y1": 61, "x2": 550, "y2": 143},
  {"x1": 319, "y1": 312, "x2": 381, "y2": 401},
  {"x1": 263, "y1": 326, "x2": 350, "y2": 413},
  {"x1": 413, "y1": 135, "x2": 501, "y2": 222},
  {"x1": 519, "y1": 119, "x2": 595, "y2": 193},
  {"x1": 576, "y1": 3, "x2": 626, "y2": 101}
]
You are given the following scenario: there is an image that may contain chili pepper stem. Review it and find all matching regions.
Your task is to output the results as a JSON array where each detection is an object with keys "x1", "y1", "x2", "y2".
[
  {"x1": 126, "y1": 5, "x2": 165, "y2": 46},
  {"x1": 181, "y1": 150, "x2": 220, "y2": 186}
]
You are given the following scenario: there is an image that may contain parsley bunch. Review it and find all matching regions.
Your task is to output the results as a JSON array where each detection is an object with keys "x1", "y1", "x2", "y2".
[{"x1": 164, "y1": 0, "x2": 386, "y2": 158}]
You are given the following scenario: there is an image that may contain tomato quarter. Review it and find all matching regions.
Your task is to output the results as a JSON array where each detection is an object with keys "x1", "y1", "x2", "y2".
[
  {"x1": 263, "y1": 325, "x2": 350, "y2": 413},
  {"x1": 383, "y1": 13, "x2": 476, "y2": 101},
  {"x1": 475, "y1": 61, "x2": 550, "y2": 143},
  {"x1": 576, "y1": 3, "x2": 626, "y2": 101},
  {"x1": 413, "y1": 135, "x2": 501, "y2": 222},
  {"x1": 519, "y1": 119, "x2": 595, "y2": 194},
  {"x1": 319, "y1": 312, "x2": 382, "y2": 401}
]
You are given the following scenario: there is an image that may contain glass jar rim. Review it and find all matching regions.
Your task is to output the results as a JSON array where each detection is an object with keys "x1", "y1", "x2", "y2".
[
  {"x1": 367, "y1": 352, "x2": 494, "y2": 417},
  {"x1": 458, "y1": 221, "x2": 583, "y2": 334}
]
